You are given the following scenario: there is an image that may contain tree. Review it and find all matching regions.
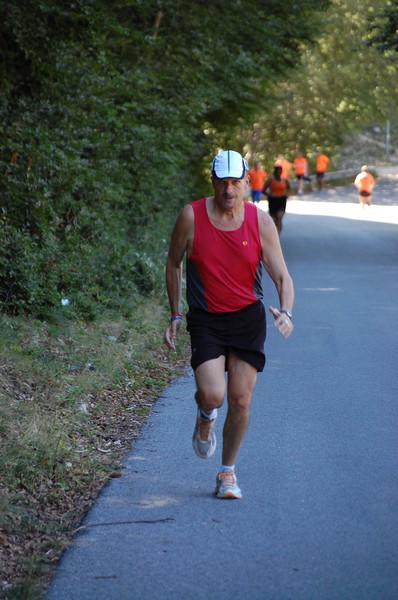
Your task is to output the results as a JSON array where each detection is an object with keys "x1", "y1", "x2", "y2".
[
  {"x1": 239, "y1": 0, "x2": 398, "y2": 168},
  {"x1": 367, "y1": 1, "x2": 398, "y2": 53},
  {"x1": 0, "y1": 0, "x2": 330, "y2": 316}
]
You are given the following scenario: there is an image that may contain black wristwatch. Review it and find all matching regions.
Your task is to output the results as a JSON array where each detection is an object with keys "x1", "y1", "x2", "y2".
[{"x1": 280, "y1": 310, "x2": 293, "y2": 319}]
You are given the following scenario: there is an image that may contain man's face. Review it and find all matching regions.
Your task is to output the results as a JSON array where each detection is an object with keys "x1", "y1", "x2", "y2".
[{"x1": 211, "y1": 174, "x2": 249, "y2": 208}]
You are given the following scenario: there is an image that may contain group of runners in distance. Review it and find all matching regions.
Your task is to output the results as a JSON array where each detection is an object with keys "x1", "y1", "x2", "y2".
[
  {"x1": 248, "y1": 150, "x2": 331, "y2": 234},
  {"x1": 248, "y1": 151, "x2": 376, "y2": 234}
]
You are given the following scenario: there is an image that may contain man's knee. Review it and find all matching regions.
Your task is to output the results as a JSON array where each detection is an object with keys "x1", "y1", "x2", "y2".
[
  {"x1": 194, "y1": 356, "x2": 226, "y2": 410},
  {"x1": 196, "y1": 388, "x2": 224, "y2": 411},
  {"x1": 227, "y1": 389, "x2": 252, "y2": 415}
]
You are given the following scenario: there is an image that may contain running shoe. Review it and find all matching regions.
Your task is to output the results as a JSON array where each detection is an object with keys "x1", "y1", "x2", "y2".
[
  {"x1": 215, "y1": 470, "x2": 242, "y2": 499},
  {"x1": 192, "y1": 409, "x2": 216, "y2": 459}
]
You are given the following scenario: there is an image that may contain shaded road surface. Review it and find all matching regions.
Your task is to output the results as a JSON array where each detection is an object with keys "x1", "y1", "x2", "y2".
[{"x1": 47, "y1": 177, "x2": 398, "y2": 600}]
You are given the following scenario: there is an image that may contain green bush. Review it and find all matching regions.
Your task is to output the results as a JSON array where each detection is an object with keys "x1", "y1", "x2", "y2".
[{"x1": 0, "y1": 0, "x2": 330, "y2": 319}]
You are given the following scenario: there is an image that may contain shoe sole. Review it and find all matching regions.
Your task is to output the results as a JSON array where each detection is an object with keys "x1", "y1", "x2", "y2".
[{"x1": 215, "y1": 490, "x2": 242, "y2": 499}]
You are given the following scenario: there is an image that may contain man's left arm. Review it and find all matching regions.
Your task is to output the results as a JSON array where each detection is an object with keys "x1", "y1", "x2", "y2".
[{"x1": 258, "y1": 211, "x2": 294, "y2": 339}]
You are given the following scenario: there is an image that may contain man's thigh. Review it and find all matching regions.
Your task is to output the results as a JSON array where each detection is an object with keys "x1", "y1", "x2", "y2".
[
  {"x1": 227, "y1": 353, "x2": 258, "y2": 401},
  {"x1": 194, "y1": 355, "x2": 227, "y2": 402}
]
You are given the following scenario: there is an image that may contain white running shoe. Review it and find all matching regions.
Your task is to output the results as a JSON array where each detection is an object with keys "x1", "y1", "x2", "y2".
[
  {"x1": 192, "y1": 409, "x2": 216, "y2": 459},
  {"x1": 215, "y1": 470, "x2": 242, "y2": 499}
]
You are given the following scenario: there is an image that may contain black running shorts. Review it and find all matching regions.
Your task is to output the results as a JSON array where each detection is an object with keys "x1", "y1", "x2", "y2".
[
  {"x1": 268, "y1": 195, "x2": 287, "y2": 216},
  {"x1": 186, "y1": 300, "x2": 266, "y2": 372}
]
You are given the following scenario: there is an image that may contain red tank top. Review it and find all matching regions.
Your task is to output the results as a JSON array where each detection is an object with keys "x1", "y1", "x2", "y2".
[{"x1": 186, "y1": 198, "x2": 263, "y2": 313}]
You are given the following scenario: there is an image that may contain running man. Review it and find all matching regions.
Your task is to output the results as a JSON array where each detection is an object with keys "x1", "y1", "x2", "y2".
[
  {"x1": 274, "y1": 155, "x2": 292, "y2": 180},
  {"x1": 248, "y1": 161, "x2": 268, "y2": 204},
  {"x1": 164, "y1": 150, "x2": 294, "y2": 499},
  {"x1": 293, "y1": 151, "x2": 309, "y2": 195},
  {"x1": 354, "y1": 165, "x2": 375, "y2": 208},
  {"x1": 316, "y1": 150, "x2": 330, "y2": 190},
  {"x1": 264, "y1": 165, "x2": 291, "y2": 234}
]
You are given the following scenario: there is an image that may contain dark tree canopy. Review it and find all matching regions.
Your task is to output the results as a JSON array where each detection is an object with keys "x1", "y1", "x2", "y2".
[
  {"x1": 367, "y1": 2, "x2": 398, "y2": 53},
  {"x1": 0, "y1": 0, "x2": 330, "y2": 317}
]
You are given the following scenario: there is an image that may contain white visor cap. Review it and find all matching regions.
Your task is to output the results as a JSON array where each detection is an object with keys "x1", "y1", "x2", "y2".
[{"x1": 212, "y1": 150, "x2": 248, "y2": 179}]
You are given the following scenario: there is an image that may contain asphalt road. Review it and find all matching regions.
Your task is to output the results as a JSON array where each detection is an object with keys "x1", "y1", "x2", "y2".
[{"x1": 47, "y1": 178, "x2": 398, "y2": 600}]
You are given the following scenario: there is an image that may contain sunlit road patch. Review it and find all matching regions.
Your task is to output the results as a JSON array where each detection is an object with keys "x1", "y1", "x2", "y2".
[
  {"x1": 257, "y1": 198, "x2": 398, "y2": 225},
  {"x1": 286, "y1": 200, "x2": 398, "y2": 225}
]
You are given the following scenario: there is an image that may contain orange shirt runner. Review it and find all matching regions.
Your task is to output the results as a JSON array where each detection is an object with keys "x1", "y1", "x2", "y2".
[
  {"x1": 248, "y1": 168, "x2": 268, "y2": 191},
  {"x1": 316, "y1": 153, "x2": 330, "y2": 173},
  {"x1": 293, "y1": 156, "x2": 308, "y2": 177},
  {"x1": 354, "y1": 172, "x2": 375, "y2": 193},
  {"x1": 267, "y1": 177, "x2": 290, "y2": 196},
  {"x1": 274, "y1": 158, "x2": 291, "y2": 180}
]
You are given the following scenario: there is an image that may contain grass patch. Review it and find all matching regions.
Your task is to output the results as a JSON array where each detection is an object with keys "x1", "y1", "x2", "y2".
[{"x1": 0, "y1": 300, "x2": 189, "y2": 598}]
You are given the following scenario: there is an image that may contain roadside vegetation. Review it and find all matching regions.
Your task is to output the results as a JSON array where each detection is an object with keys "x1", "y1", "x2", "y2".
[
  {"x1": 0, "y1": 298, "x2": 189, "y2": 599},
  {"x1": 1, "y1": 0, "x2": 397, "y2": 597}
]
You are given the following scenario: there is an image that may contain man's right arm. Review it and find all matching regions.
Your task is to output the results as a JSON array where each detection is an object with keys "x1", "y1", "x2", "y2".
[{"x1": 164, "y1": 204, "x2": 194, "y2": 350}]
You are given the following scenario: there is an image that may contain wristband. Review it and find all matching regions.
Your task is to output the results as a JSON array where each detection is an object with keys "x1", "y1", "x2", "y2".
[
  {"x1": 280, "y1": 310, "x2": 293, "y2": 319},
  {"x1": 170, "y1": 313, "x2": 182, "y2": 322}
]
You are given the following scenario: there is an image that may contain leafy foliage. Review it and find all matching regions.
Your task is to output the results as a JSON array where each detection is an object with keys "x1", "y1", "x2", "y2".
[
  {"x1": 367, "y1": 1, "x2": 398, "y2": 53},
  {"x1": 239, "y1": 0, "x2": 398, "y2": 169},
  {"x1": 0, "y1": 0, "x2": 330, "y2": 317}
]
